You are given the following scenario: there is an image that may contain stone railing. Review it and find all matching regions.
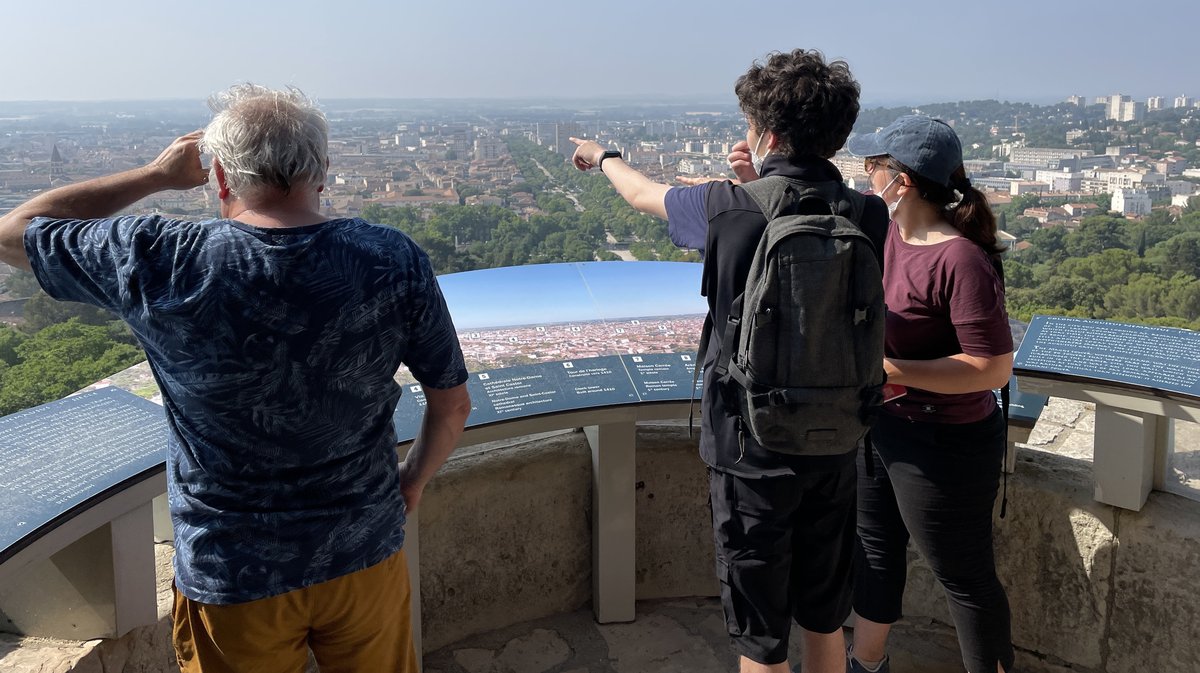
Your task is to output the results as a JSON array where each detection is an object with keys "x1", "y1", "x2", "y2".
[
  {"x1": 1014, "y1": 315, "x2": 1200, "y2": 511},
  {"x1": 5, "y1": 407, "x2": 1199, "y2": 673}
]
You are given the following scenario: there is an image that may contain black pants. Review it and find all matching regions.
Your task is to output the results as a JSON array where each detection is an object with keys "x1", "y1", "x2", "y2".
[
  {"x1": 709, "y1": 463, "x2": 857, "y2": 665},
  {"x1": 854, "y1": 409, "x2": 1015, "y2": 673}
]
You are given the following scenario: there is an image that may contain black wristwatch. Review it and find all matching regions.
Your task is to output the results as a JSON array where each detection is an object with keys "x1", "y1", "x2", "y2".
[{"x1": 598, "y1": 150, "x2": 622, "y2": 172}]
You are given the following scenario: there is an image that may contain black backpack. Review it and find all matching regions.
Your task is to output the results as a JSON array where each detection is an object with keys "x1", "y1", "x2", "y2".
[{"x1": 693, "y1": 176, "x2": 886, "y2": 456}]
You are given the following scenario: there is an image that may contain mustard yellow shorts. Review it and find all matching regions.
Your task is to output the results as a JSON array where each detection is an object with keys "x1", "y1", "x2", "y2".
[{"x1": 172, "y1": 549, "x2": 417, "y2": 673}]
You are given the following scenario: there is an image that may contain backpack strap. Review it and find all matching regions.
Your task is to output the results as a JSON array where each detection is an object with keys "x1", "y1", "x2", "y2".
[
  {"x1": 687, "y1": 311, "x2": 713, "y2": 438},
  {"x1": 991, "y1": 254, "x2": 1010, "y2": 519}
]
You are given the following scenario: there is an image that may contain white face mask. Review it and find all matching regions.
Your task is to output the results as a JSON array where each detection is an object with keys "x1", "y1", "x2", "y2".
[
  {"x1": 876, "y1": 174, "x2": 903, "y2": 218},
  {"x1": 749, "y1": 132, "x2": 769, "y2": 175}
]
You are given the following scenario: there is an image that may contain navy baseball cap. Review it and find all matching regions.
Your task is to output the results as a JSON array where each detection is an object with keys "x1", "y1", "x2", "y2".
[{"x1": 847, "y1": 114, "x2": 963, "y2": 187}]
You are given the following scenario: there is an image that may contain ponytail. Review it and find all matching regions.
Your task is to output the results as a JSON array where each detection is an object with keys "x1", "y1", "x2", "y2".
[{"x1": 948, "y1": 167, "x2": 1005, "y2": 257}]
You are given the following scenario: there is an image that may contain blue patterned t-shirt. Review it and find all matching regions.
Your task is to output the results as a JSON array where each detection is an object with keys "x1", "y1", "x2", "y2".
[{"x1": 24, "y1": 216, "x2": 468, "y2": 604}]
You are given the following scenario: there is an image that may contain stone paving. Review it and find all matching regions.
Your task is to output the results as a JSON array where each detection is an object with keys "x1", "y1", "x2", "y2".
[{"x1": 422, "y1": 597, "x2": 976, "y2": 673}]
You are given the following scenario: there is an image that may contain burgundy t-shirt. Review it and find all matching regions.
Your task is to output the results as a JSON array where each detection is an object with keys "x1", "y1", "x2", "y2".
[{"x1": 883, "y1": 222, "x2": 1012, "y2": 424}]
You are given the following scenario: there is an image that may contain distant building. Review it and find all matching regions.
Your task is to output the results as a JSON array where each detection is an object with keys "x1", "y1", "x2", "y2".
[
  {"x1": 1059, "y1": 154, "x2": 1117, "y2": 172},
  {"x1": 464, "y1": 194, "x2": 504, "y2": 207},
  {"x1": 1011, "y1": 181, "x2": 1050, "y2": 196},
  {"x1": 50, "y1": 144, "x2": 66, "y2": 184},
  {"x1": 1175, "y1": 95, "x2": 1194, "y2": 109},
  {"x1": 1112, "y1": 188, "x2": 1152, "y2": 216},
  {"x1": 1063, "y1": 202, "x2": 1103, "y2": 218},
  {"x1": 1166, "y1": 180, "x2": 1198, "y2": 196},
  {"x1": 1147, "y1": 96, "x2": 1165, "y2": 111},
  {"x1": 1035, "y1": 169, "x2": 1082, "y2": 192},
  {"x1": 553, "y1": 123, "x2": 584, "y2": 161},
  {"x1": 1066, "y1": 129, "x2": 1088, "y2": 144},
  {"x1": 1171, "y1": 193, "x2": 1197, "y2": 208},
  {"x1": 1066, "y1": 95, "x2": 1087, "y2": 106},
  {"x1": 1004, "y1": 163, "x2": 1043, "y2": 180},
  {"x1": 972, "y1": 177, "x2": 1015, "y2": 192},
  {"x1": 963, "y1": 159, "x2": 1003, "y2": 175},
  {"x1": 1095, "y1": 168, "x2": 1165, "y2": 192},
  {"x1": 677, "y1": 158, "x2": 728, "y2": 177},
  {"x1": 474, "y1": 137, "x2": 505, "y2": 162},
  {"x1": 1155, "y1": 157, "x2": 1188, "y2": 176},
  {"x1": 1106, "y1": 94, "x2": 1143, "y2": 122},
  {"x1": 1009, "y1": 146, "x2": 1093, "y2": 168},
  {"x1": 1079, "y1": 177, "x2": 1109, "y2": 194},
  {"x1": 1023, "y1": 207, "x2": 1068, "y2": 225},
  {"x1": 830, "y1": 151, "x2": 865, "y2": 181}
]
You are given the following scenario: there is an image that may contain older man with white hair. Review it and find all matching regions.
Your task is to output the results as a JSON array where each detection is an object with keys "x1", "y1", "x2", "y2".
[{"x1": 0, "y1": 84, "x2": 471, "y2": 673}]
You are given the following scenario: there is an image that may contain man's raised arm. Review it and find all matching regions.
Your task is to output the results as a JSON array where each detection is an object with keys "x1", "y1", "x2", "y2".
[{"x1": 0, "y1": 131, "x2": 209, "y2": 271}]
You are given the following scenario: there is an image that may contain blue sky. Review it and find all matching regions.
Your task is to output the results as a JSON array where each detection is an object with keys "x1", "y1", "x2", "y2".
[
  {"x1": 3, "y1": 1, "x2": 1198, "y2": 104},
  {"x1": 438, "y1": 261, "x2": 705, "y2": 329}
]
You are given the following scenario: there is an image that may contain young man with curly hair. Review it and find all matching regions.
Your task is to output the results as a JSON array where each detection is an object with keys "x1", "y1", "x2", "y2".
[{"x1": 572, "y1": 49, "x2": 887, "y2": 673}]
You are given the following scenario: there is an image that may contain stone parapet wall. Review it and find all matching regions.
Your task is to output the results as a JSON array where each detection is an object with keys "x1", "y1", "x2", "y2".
[{"x1": 4, "y1": 406, "x2": 1199, "y2": 672}]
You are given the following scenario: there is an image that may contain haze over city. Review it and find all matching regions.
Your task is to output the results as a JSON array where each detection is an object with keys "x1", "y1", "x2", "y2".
[{"x1": 3, "y1": 0, "x2": 1198, "y2": 104}]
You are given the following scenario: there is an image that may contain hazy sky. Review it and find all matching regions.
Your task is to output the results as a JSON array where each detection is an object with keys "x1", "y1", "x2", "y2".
[
  {"x1": 439, "y1": 262, "x2": 704, "y2": 329},
  {"x1": 4, "y1": 0, "x2": 1198, "y2": 105}
]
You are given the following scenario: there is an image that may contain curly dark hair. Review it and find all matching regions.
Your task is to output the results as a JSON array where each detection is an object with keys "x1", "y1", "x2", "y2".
[{"x1": 734, "y1": 49, "x2": 860, "y2": 160}]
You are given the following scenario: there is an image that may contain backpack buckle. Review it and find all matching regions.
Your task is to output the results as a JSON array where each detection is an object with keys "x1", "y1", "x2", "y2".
[{"x1": 854, "y1": 306, "x2": 872, "y2": 325}]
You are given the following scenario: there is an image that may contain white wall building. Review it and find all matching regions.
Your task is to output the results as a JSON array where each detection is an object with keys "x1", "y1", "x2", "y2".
[
  {"x1": 1011, "y1": 181, "x2": 1050, "y2": 196},
  {"x1": 1095, "y1": 169, "x2": 1165, "y2": 192},
  {"x1": 1035, "y1": 169, "x2": 1082, "y2": 192},
  {"x1": 1175, "y1": 95, "x2": 1194, "y2": 109},
  {"x1": 1147, "y1": 96, "x2": 1165, "y2": 111},
  {"x1": 1009, "y1": 146, "x2": 1093, "y2": 168},
  {"x1": 1112, "y1": 188, "x2": 1152, "y2": 216},
  {"x1": 1106, "y1": 94, "x2": 1144, "y2": 122}
]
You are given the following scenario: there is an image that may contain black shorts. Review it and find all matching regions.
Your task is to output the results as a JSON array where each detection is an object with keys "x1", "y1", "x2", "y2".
[{"x1": 708, "y1": 463, "x2": 856, "y2": 665}]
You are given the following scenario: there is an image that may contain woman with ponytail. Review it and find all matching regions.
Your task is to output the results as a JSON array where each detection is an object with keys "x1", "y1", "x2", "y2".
[{"x1": 846, "y1": 115, "x2": 1015, "y2": 673}]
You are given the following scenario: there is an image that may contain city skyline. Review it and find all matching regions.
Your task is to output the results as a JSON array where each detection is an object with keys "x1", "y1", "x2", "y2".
[{"x1": 2, "y1": 1, "x2": 1198, "y2": 104}]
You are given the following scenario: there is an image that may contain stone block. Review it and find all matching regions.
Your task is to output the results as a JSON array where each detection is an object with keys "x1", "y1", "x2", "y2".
[
  {"x1": 997, "y1": 450, "x2": 1114, "y2": 670},
  {"x1": 419, "y1": 432, "x2": 593, "y2": 651},
  {"x1": 631, "y1": 426, "x2": 716, "y2": 600},
  {"x1": 1107, "y1": 492, "x2": 1200, "y2": 673}
]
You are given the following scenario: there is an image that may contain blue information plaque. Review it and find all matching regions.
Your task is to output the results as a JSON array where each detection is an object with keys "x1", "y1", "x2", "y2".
[
  {"x1": 1014, "y1": 315, "x2": 1200, "y2": 399},
  {"x1": 0, "y1": 387, "x2": 167, "y2": 562},
  {"x1": 393, "y1": 262, "x2": 706, "y2": 441},
  {"x1": 1004, "y1": 318, "x2": 1048, "y2": 424}
]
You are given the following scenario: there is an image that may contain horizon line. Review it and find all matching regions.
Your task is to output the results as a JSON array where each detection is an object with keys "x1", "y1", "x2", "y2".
[{"x1": 0, "y1": 94, "x2": 1099, "y2": 107}]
